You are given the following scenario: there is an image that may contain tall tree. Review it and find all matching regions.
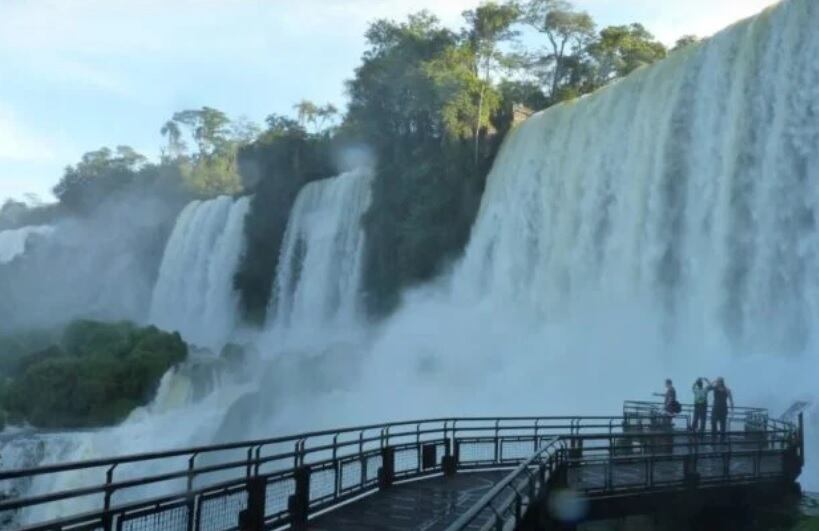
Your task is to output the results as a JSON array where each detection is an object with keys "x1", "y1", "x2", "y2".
[
  {"x1": 170, "y1": 107, "x2": 231, "y2": 159},
  {"x1": 160, "y1": 120, "x2": 186, "y2": 161},
  {"x1": 293, "y1": 100, "x2": 320, "y2": 131},
  {"x1": 463, "y1": 1, "x2": 520, "y2": 163},
  {"x1": 523, "y1": 0, "x2": 596, "y2": 99}
]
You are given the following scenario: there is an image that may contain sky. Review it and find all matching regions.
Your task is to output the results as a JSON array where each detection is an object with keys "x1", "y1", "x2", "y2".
[{"x1": 0, "y1": 0, "x2": 780, "y2": 204}]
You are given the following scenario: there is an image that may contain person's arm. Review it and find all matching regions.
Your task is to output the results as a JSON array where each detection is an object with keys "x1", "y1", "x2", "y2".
[
  {"x1": 728, "y1": 389, "x2": 734, "y2": 410},
  {"x1": 652, "y1": 392, "x2": 665, "y2": 397}
]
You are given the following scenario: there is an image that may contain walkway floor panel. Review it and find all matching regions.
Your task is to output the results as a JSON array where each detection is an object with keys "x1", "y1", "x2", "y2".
[{"x1": 309, "y1": 472, "x2": 507, "y2": 530}]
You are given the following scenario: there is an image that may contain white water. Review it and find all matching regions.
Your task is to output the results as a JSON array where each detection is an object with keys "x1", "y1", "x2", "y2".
[
  {"x1": 0, "y1": 226, "x2": 52, "y2": 264},
  {"x1": 270, "y1": 0, "x2": 819, "y2": 486},
  {"x1": 149, "y1": 196, "x2": 250, "y2": 350},
  {"x1": 268, "y1": 169, "x2": 372, "y2": 344}
]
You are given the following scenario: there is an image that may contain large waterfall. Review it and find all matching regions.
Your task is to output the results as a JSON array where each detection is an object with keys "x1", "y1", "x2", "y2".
[
  {"x1": 269, "y1": 169, "x2": 372, "y2": 339},
  {"x1": 325, "y1": 0, "x2": 819, "y2": 474},
  {"x1": 149, "y1": 195, "x2": 250, "y2": 350},
  {"x1": 454, "y1": 0, "x2": 819, "y2": 356}
]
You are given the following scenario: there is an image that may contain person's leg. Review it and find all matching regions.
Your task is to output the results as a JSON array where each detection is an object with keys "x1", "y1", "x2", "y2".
[
  {"x1": 711, "y1": 411, "x2": 718, "y2": 441},
  {"x1": 718, "y1": 414, "x2": 727, "y2": 442}
]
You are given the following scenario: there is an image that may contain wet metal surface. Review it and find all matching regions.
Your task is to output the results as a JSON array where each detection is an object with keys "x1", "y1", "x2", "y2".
[{"x1": 309, "y1": 471, "x2": 507, "y2": 530}]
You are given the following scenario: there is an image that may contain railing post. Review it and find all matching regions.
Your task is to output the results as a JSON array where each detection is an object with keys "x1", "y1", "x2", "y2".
[
  {"x1": 187, "y1": 454, "x2": 198, "y2": 531},
  {"x1": 102, "y1": 464, "x2": 116, "y2": 531},
  {"x1": 288, "y1": 466, "x2": 311, "y2": 530},
  {"x1": 239, "y1": 475, "x2": 267, "y2": 531},
  {"x1": 442, "y1": 438, "x2": 457, "y2": 476},
  {"x1": 379, "y1": 446, "x2": 395, "y2": 488},
  {"x1": 494, "y1": 419, "x2": 500, "y2": 464}
]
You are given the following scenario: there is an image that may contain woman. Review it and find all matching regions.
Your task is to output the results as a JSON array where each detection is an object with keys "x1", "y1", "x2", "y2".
[{"x1": 691, "y1": 378, "x2": 709, "y2": 437}]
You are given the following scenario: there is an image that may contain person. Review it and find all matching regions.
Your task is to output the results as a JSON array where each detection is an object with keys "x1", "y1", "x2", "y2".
[
  {"x1": 708, "y1": 377, "x2": 734, "y2": 442},
  {"x1": 653, "y1": 379, "x2": 677, "y2": 415},
  {"x1": 691, "y1": 378, "x2": 709, "y2": 437}
]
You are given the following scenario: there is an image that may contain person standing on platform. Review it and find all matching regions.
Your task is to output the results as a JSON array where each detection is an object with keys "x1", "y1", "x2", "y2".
[
  {"x1": 708, "y1": 377, "x2": 734, "y2": 442},
  {"x1": 654, "y1": 379, "x2": 678, "y2": 415},
  {"x1": 691, "y1": 378, "x2": 709, "y2": 437}
]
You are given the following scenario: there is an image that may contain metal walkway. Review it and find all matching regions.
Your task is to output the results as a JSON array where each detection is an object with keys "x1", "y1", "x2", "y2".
[{"x1": 0, "y1": 401, "x2": 805, "y2": 530}]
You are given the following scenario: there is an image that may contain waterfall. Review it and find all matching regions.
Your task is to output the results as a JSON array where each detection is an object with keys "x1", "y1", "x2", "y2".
[
  {"x1": 0, "y1": 226, "x2": 52, "y2": 264},
  {"x1": 149, "y1": 196, "x2": 250, "y2": 350},
  {"x1": 454, "y1": 0, "x2": 819, "y2": 355},
  {"x1": 343, "y1": 0, "x2": 819, "y2": 484},
  {"x1": 269, "y1": 169, "x2": 372, "y2": 338}
]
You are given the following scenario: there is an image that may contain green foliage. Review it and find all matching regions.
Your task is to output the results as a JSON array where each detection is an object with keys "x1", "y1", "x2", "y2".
[
  {"x1": 0, "y1": 321, "x2": 187, "y2": 429},
  {"x1": 520, "y1": 0, "x2": 667, "y2": 103},
  {"x1": 672, "y1": 34, "x2": 701, "y2": 52},
  {"x1": 54, "y1": 146, "x2": 146, "y2": 213},
  {"x1": 233, "y1": 118, "x2": 334, "y2": 323},
  {"x1": 160, "y1": 107, "x2": 258, "y2": 198},
  {"x1": 346, "y1": 12, "x2": 503, "y2": 314},
  {"x1": 51, "y1": 146, "x2": 191, "y2": 218},
  {"x1": 589, "y1": 23, "x2": 668, "y2": 81}
]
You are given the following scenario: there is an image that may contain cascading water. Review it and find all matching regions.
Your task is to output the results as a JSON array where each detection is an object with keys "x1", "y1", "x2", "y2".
[
  {"x1": 149, "y1": 195, "x2": 250, "y2": 351},
  {"x1": 0, "y1": 226, "x2": 52, "y2": 264},
  {"x1": 286, "y1": 0, "x2": 819, "y2": 486},
  {"x1": 268, "y1": 169, "x2": 372, "y2": 343},
  {"x1": 453, "y1": 0, "x2": 819, "y2": 356}
]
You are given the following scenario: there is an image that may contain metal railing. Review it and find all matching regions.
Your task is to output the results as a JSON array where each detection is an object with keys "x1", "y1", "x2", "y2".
[
  {"x1": 0, "y1": 403, "x2": 802, "y2": 531},
  {"x1": 444, "y1": 437, "x2": 566, "y2": 531}
]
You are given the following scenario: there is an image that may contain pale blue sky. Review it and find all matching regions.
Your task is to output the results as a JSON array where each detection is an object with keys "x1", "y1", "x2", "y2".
[{"x1": 0, "y1": 0, "x2": 779, "y2": 203}]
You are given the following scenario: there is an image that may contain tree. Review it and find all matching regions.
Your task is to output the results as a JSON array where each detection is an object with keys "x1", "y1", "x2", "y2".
[
  {"x1": 463, "y1": 1, "x2": 520, "y2": 163},
  {"x1": 523, "y1": 0, "x2": 596, "y2": 99},
  {"x1": 315, "y1": 104, "x2": 339, "y2": 131},
  {"x1": 345, "y1": 12, "x2": 499, "y2": 315},
  {"x1": 163, "y1": 107, "x2": 244, "y2": 197},
  {"x1": 589, "y1": 24, "x2": 667, "y2": 83},
  {"x1": 672, "y1": 34, "x2": 700, "y2": 52},
  {"x1": 160, "y1": 120, "x2": 186, "y2": 161},
  {"x1": 230, "y1": 116, "x2": 262, "y2": 144},
  {"x1": 53, "y1": 146, "x2": 147, "y2": 212},
  {"x1": 293, "y1": 100, "x2": 320, "y2": 131},
  {"x1": 170, "y1": 107, "x2": 231, "y2": 159}
]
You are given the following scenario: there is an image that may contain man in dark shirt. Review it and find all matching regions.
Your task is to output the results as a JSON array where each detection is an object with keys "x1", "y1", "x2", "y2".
[
  {"x1": 708, "y1": 377, "x2": 734, "y2": 442},
  {"x1": 654, "y1": 378, "x2": 677, "y2": 414}
]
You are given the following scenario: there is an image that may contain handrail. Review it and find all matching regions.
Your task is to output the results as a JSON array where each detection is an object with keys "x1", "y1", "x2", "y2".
[
  {"x1": 0, "y1": 402, "x2": 800, "y2": 531},
  {"x1": 444, "y1": 437, "x2": 564, "y2": 531}
]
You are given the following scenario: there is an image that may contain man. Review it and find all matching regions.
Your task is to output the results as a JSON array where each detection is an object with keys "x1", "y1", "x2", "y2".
[
  {"x1": 708, "y1": 377, "x2": 734, "y2": 442},
  {"x1": 653, "y1": 379, "x2": 677, "y2": 415},
  {"x1": 691, "y1": 378, "x2": 709, "y2": 437}
]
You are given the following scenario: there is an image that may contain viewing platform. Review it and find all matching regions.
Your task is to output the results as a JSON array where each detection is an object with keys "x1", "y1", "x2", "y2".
[{"x1": 0, "y1": 401, "x2": 805, "y2": 530}]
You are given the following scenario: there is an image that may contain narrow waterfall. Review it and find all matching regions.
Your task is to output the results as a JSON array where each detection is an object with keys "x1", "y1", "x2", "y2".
[
  {"x1": 269, "y1": 169, "x2": 372, "y2": 336},
  {"x1": 0, "y1": 226, "x2": 52, "y2": 264},
  {"x1": 149, "y1": 196, "x2": 250, "y2": 350}
]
